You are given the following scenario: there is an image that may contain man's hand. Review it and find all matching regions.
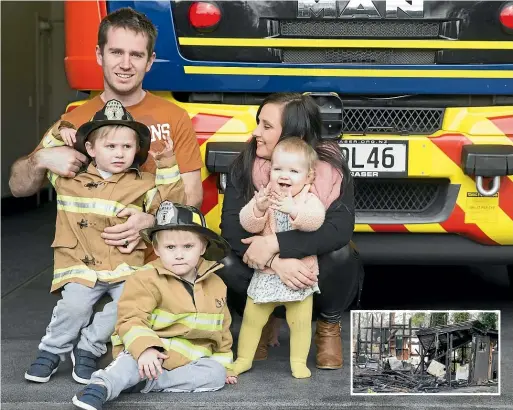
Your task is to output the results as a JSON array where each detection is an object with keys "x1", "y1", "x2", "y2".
[
  {"x1": 271, "y1": 257, "x2": 318, "y2": 291},
  {"x1": 102, "y1": 208, "x2": 155, "y2": 253},
  {"x1": 226, "y1": 375, "x2": 238, "y2": 384},
  {"x1": 35, "y1": 146, "x2": 88, "y2": 178},
  {"x1": 270, "y1": 190, "x2": 298, "y2": 219},
  {"x1": 137, "y1": 348, "x2": 169, "y2": 380},
  {"x1": 241, "y1": 234, "x2": 279, "y2": 270},
  {"x1": 9, "y1": 146, "x2": 87, "y2": 197},
  {"x1": 181, "y1": 170, "x2": 203, "y2": 208}
]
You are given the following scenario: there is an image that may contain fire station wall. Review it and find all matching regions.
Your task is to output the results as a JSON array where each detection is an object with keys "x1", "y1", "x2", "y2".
[{"x1": 1, "y1": 1, "x2": 78, "y2": 198}]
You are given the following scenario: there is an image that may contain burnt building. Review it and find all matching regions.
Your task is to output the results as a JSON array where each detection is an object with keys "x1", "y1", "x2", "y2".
[{"x1": 416, "y1": 321, "x2": 498, "y2": 385}]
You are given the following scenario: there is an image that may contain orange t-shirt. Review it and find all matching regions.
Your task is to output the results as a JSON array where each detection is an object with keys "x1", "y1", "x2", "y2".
[{"x1": 35, "y1": 92, "x2": 203, "y2": 174}]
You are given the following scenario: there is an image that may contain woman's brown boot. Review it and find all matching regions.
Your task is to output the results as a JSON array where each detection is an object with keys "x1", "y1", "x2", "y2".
[
  {"x1": 314, "y1": 320, "x2": 343, "y2": 369},
  {"x1": 254, "y1": 316, "x2": 273, "y2": 361}
]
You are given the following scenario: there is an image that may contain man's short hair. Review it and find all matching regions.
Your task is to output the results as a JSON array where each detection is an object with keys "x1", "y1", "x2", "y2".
[{"x1": 98, "y1": 7, "x2": 157, "y2": 58}]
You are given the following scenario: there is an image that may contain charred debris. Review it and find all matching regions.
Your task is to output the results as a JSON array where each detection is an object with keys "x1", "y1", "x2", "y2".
[{"x1": 352, "y1": 314, "x2": 498, "y2": 393}]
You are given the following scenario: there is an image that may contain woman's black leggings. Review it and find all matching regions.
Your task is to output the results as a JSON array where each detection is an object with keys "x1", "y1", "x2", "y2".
[{"x1": 216, "y1": 242, "x2": 364, "y2": 323}]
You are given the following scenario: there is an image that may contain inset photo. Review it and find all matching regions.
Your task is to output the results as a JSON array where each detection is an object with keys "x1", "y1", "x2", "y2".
[{"x1": 351, "y1": 310, "x2": 500, "y2": 395}]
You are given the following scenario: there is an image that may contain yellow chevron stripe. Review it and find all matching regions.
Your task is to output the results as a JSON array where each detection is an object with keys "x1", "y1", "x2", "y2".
[
  {"x1": 352, "y1": 127, "x2": 512, "y2": 239},
  {"x1": 205, "y1": 204, "x2": 221, "y2": 234},
  {"x1": 354, "y1": 224, "x2": 375, "y2": 233},
  {"x1": 179, "y1": 37, "x2": 513, "y2": 50},
  {"x1": 443, "y1": 107, "x2": 513, "y2": 135},
  {"x1": 199, "y1": 126, "x2": 249, "y2": 181},
  {"x1": 403, "y1": 223, "x2": 447, "y2": 234},
  {"x1": 462, "y1": 135, "x2": 513, "y2": 244},
  {"x1": 426, "y1": 138, "x2": 508, "y2": 245},
  {"x1": 443, "y1": 107, "x2": 513, "y2": 244},
  {"x1": 355, "y1": 224, "x2": 447, "y2": 233},
  {"x1": 196, "y1": 115, "x2": 248, "y2": 233},
  {"x1": 182, "y1": 100, "x2": 512, "y2": 243},
  {"x1": 184, "y1": 66, "x2": 513, "y2": 79}
]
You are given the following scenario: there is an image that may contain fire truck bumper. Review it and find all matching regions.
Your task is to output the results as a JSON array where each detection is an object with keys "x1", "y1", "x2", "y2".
[{"x1": 354, "y1": 232, "x2": 513, "y2": 265}]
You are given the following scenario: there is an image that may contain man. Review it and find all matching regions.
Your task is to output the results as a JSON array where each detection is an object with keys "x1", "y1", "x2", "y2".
[{"x1": 9, "y1": 7, "x2": 203, "y2": 254}]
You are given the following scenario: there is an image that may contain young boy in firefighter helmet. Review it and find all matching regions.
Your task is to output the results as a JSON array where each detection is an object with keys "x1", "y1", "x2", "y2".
[
  {"x1": 72, "y1": 202, "x2": 236, "y2": 410},
  {"x1": 25, "y1": 100, "x2": 186, "y2": 385}
]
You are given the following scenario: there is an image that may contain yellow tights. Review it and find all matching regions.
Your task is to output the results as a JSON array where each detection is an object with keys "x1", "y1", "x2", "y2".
[{"x1": 233, "y1": 296, "x2": 313, "y2": 379}]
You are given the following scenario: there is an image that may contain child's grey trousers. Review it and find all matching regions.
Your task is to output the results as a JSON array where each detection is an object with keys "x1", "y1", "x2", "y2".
[
  {"x1": 39, "y1": 281, "x2": 125, "y2": 359},
  {"x1": 91, "y1": 350, "x2": 226, "y2": 400}
]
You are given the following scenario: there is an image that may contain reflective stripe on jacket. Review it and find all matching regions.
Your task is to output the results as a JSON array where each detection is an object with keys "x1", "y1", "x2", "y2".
[
  {"x1": 111, "y1": 258, "x2": 235, "y2": 376},
  {"x1": 47, "y1": 131, "x2": 186, "y2": 292}
]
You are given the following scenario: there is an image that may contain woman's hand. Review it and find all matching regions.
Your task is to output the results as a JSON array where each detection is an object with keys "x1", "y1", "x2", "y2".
[
  {"x1": 271, "y1": 257, "x2": 318, "y2": 290},
  {"x1": 241, "y1": 234, "x2": 279, "y2": 270}
]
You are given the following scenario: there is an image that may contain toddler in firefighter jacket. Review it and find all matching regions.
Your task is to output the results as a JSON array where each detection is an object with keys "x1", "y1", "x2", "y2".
[
  {"x1": 233, "y1": 137, "x2": 326, "y2": 379},
  {"x1": 71, "y1": 202, "x2": 236, "y2": 410},
  {"x1": 25, "y1": 100, "x2": 186, "y2": 386}
]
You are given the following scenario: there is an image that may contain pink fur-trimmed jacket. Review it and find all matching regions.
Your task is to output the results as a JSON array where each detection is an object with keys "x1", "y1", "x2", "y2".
[{"x1": 239, "y1": 184, "x2": 325, "y2": 275}]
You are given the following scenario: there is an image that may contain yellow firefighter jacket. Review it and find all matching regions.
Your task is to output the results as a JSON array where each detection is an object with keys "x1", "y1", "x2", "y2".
[
  {"x1": 111, "y1": 258, "x2": 234, "y2": 376},
  {"x1": 46, "y1": 130, "x2": 186, "y2": 292}
]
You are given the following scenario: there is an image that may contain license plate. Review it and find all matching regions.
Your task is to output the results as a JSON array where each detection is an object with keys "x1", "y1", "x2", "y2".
[{"x1": 339, "y1": 140, "x2": 408, "y2": 178}]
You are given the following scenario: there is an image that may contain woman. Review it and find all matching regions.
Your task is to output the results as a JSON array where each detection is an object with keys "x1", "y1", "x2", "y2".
[{"x1": 218, "y1": 93, "x2": 363, "y2": 369}]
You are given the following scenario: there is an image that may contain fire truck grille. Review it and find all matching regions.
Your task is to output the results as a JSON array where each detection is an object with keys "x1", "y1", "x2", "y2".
[
  {"x1": 355, "y1": 179, "x2": 444, "y2": 212},
  {"x1": 282, "y1": 48, "x2": 435, "y2": 64},
  {"x1": 342, "y1": 107, "x2": 444, "y2": 134},
  {"x1": 280, "y1": 20, "x2": 441, "y2": 38}
]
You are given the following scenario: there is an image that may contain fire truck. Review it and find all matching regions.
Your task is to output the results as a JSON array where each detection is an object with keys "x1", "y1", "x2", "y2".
[{"x1": 64, "y1": 0, "x2": 513, "y2": 269}]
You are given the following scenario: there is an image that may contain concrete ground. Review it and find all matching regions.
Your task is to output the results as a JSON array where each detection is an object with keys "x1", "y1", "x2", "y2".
[{"x1": 2, "y1": 202, "x2": 512, "y2": 409}]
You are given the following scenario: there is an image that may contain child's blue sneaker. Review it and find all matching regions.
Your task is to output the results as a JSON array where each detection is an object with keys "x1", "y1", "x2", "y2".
[
  {"x1": 71, "y1": 348, "x2": 98, "y2": 384},
  {"x1": 72, "y1": 383, "x2": 107, "y2": 410},
  {"x1": 24, "y1": 350, "x2": 60, "y2": 383}
]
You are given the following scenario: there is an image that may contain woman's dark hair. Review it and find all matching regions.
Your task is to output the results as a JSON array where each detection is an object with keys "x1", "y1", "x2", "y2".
[{"x1": 230, "y1": 93, "x2": 353, "y2": 202}]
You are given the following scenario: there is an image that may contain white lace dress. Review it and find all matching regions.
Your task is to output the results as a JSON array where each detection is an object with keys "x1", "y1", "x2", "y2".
[{"x1": 246, "y1": 210, "x2": 320, "y2": 304}]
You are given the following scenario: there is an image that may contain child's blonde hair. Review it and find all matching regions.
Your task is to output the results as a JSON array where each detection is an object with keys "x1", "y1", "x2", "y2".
[
  {"x1": 272, "y1": 137, "x2": 318, "y2": 172},
  {"x1": 87, "y1": 125, "x2": 139, "y2": 147}
]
